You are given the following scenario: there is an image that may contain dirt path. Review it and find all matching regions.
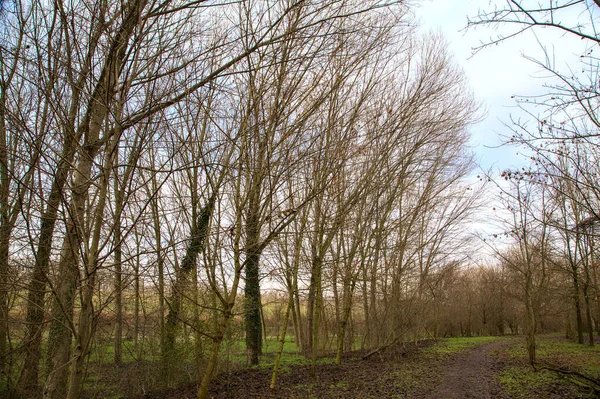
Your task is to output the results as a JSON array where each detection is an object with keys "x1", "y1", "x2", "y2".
[{"x1": 430, "y1": 339, "x2": 512, "y2": 399}]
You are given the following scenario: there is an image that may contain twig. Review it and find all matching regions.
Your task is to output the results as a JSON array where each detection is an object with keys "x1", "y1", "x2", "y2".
[{"x1": 361, "y1": 338, "x2": 399, "y2": 360}]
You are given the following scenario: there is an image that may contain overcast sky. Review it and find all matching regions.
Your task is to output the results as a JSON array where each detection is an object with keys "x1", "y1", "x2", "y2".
[{"x1": 414, "y1": 0, "x2": 588, "y2": 173}]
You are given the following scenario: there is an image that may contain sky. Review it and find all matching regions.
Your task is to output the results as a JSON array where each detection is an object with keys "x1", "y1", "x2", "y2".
[
  {"x1": 414, "y1": 0, "x2": 589, "y2": 173},
  {"x1": 412, "y1": 0, "x2": 595, "y2": 250}
]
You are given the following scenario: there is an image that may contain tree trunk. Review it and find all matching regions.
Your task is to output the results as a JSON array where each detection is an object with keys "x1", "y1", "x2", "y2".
[
  {"x1": 45, "y1": 1, "x2": 146, "y2": 395},
  {"x1": 583, "y1": 283, "x2": 594, "y2": 346},
  {"x1": 291, "y1": 280, "x2": 303, "y2": 352},
  {"x1": 244, "y1": 248, "x2": 262, "y2": 365},
  {"x1": 196, "y1": 304, "x2": 233, "y2": 399},
  {"x1": 243, "y1": 129, "x2": 265, "y2": 366},
  {"x1": 243, "y1": 168, "x2": 263, "y2": 366},
  {"x1": 0, "y1": 93, "x2": 10, "y2": 371},
  {"x1": 197, "y1": 249, "x2": 245, "y2": 399},
  {"x1": 18, "y1": 100, "x2": 84, "y2": 399},
  {"x1": 590, "y1": 245, "x2": 600, "y2": 336},
  {"x1": 134, "y1": 233, "x2": 141, "y2": 359},
  {"x1": 525, "y1": 278, "x2": 536, "y2": 366},
  {"x1": 361, "y1": 261, "x2": 370, "y2": 350},
  {"x1": 306, "y1": 252, "x2": 320, "y2": 356},
  {"x1": 0, "y1": 16, "x2": 34, "y2": 380},
  {"x1": 309, "y1": 256, "x2": 323, "y2": 377},
  {"x1": 113, "y1": 132, "x2": 142, "y2": 365},
  {"x1": 335, "y1": 280, "x2": 356, "y2": 365},
  {"x1": 0, "y1": 230, "x2": 10, "y2": 377},
  {"x1": 65, "y1": 133, "x2": 119, "y2": 399},
  {"x1": 572, "y1": 270, "x2": 585, "y2": 344},
  {"x1": 582, "y1": 256, "x2": 595, "y2": 346},
  {"x1": 114, "y1": 184, "x2": 124, "y2": 365},
  {"x1": 150, "y1": 171, "x2": 166, "y2": 367},
  {"x1": 270, "y1": 292, "x2": 293, "y2": 389},
  {"x1": 163, "y1": 195, "x2": 215, "y2": 378},
  {"x1": 192, "y1": 265, "x2": 203, "y2": 376},
  {"x1": 289, "y1": 217, "x2": 305, "y2": 352},
  {"x1": 46, "y1": 129, "x2": 118, "y2": 398},
  {"x1": 44, "y1": 232, "x2": 80, "y2": 399},
  {"x1": 47, "y1": 22, "x2": 139, "y2": 399}
]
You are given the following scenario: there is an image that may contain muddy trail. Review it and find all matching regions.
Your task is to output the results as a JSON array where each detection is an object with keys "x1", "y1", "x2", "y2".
[
  {"x1": 128, "y1": 336, "x2": 592, "y2": 399},
  {"x1": 429, "y1": 339, "x2": 510, "y2": 399}
]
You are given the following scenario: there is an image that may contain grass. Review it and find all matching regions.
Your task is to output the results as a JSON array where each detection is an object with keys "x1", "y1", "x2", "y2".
[
  {"x1": 538, "y1": 339, "x2": 600, "y2": 377},
  {"x1": 392, "y1": 366, "x2": 426, "y2": 392},
  {"x1": 222, "y1": 336, "x2": 307, "y2": 366},
  {"x1": 499, "y1": 365, "x2": 558, "y2": 398},
  {"x1": 256, "y1": 339, "x2": 336, "y2": 374},
  {"x1": 496, "y1": 334, "x2": 600, "y2": 398},
  {"x1": 504, "y1": 335, "x2": 600, "y2": 376},
  {"x1": 89, "y1": 338, "x2": 162, "y2": 364},
  {"x1": 424, "y1": 335, "x2": 500, "y2": 357},
  {"x1": 83, "y1": 335, "x2": 304, "y2": 397},
  {"x1": 81, "y1": 332, "x2": 599, "y2": 399},
  {"x1": 328, "y1": 381, "x2": 347, "y2": 389}
]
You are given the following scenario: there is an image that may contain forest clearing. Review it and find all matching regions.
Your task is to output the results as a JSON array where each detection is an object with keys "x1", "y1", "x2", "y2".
[{"x1": 1, "y1": 0, "x2": 600, "y2": 398}]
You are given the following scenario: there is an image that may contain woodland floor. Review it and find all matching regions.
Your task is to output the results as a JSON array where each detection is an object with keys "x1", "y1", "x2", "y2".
[{"x1": 124, "y1": 334, "x2": 600, "y2": 399}]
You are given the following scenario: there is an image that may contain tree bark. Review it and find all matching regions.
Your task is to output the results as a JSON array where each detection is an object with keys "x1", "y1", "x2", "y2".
[
  {"x1": 134, "y1": 232, "x2": 141, "y2": 359},
  {"x1": 65, "y1": 132, "x2": 118, "y2": 399},
  {"x1": 163, "y1": 195, "x2": 215, "y2": 378},
  {"x1": 525, "y1": 272, "x2": 537, "y2": 366},
  {"x1": 18, "y1": 24, "x2": 92, "y2": 394},
  {"x1": 149, "y1": 169, "x2": 166, "y2": 368},
  {"x1": 44, "y1": 1, "x2": 147, "y2": 396},
  {"x1": 270, "y1": 293, "x2": 293, "y2": 389},
  {"x1": 0, "y1": 89, "x2": 10, "y2": 378},
  {"x1": 335, "y1": 279, "x2": 357, "y2": 365},
  {"x1": 582, "y1": 250, "x2": 595, "y2": 346},
  {"x1": 244, "y1": 222, "x2": 262, "y2": 366},
  {"x1": 196, "y1": 304, "x2": 233, "y2": 399},
  {"x1": 43, "y1": 224, "x2": 81, "y2": 399},
  {"x1": 571, "y1": 268, "x2": 585, "y2": 345},
  {"x1": 309, "y1": 253, "x2": 323, "y2": 377}
]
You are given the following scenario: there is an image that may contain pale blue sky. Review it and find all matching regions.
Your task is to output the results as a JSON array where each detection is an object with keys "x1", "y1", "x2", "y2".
[
  {"x1": 412, "y1": 0, "x2": 595, "y2": 246},
  {"x1": 415, "y1": 0, "x2": 588, "y2": 173}
]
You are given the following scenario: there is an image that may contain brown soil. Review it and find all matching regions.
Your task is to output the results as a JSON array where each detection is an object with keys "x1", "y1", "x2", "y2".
[{"x1": 427, "y1": 339, "x2": 509, "y2": 399}]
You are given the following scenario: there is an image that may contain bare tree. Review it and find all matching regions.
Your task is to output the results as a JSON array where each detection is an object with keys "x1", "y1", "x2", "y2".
[
  {"x1": 490, "y1": 172, "x2": 554, "y2": 365},
  {"x1": 0, "y1": 1, "x2": 492, "y2": 398},
  {"x1": 471, "y1": 0, "x2": 600, "y2": 346}
]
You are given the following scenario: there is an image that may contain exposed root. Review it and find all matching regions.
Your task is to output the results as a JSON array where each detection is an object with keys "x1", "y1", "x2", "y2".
[{"x1": 533, "y1": 360, "x2": 600, "y2": 394}]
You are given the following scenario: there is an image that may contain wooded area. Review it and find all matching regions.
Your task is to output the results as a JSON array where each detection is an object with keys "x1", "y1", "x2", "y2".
[{"x1": 0, "y1": 1, "x2": 598, "y2": 398}]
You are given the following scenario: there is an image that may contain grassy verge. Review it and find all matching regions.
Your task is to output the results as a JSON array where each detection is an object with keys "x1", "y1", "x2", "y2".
[
  {"x1": 424, "y1": 335, "x2": 500, "y2": 357},
  {"x1": 496, "y1": 334, "x2": 600, "y2": 398}
]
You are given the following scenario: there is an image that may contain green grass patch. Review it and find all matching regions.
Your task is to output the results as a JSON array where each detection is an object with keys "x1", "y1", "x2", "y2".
[
  {"x1": 223, "y1": 336, "x2": 304, "y2": 366},
  {"x1": 262, "y1": 336, "x2": 300, "y2": 354},
  {"x1": 222, "y1": 335, "x2": 335, "y2": 373},
  {"x1": 503, "y1": 336, "x2": 600, "y2": 377},
  {"x1": 328, "y1": 381, "x2": 347, "y2": 389},
  {"x1": 258, "y1": 352, "x2": 336, "y2": 374},
  {"x1": 495, "y1": 335, "x2": 600, "y2": 398},
  {"x1": 424, "y1": 336, "x2": 500, "y2": 357},
  {"x1": 295, "y1": 382, "x2": 316, "y2": 392},
  {"x1": 392, "y1": 366, "x2": 424, "y2": 392},
  {"x1": 539, "y1": 340, "x2": 600, "y2": 377},
  {"x1": 499, "y1": 366, "x2": 557, "y2": 398}
]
